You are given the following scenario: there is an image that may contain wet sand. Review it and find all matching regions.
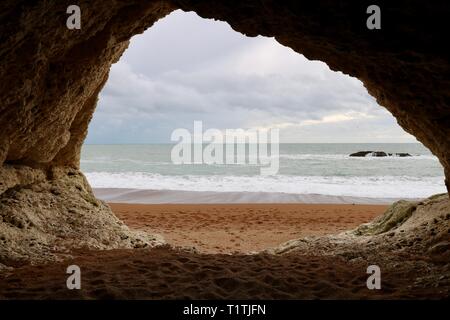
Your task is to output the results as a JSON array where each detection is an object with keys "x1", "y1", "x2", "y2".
[{"x1": 94, "y1": 188, "x2": 411, "y2": 204}]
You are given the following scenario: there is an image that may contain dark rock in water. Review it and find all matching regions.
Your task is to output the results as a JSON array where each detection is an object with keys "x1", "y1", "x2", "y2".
[
  {"x1": 349, "y1": 151, "x2": 373, "y2": 157},
  {"x1": 395, "y1": 153, "x2": 412, "y2": 157},
  {"x1": 349, "y1": 151, "x2": 385, "y2": 157},
  {"x1": 387, "y1": 152, "x2": 412, "y2": 157},
  {"x1": 372, "y1": 151, "x2": 388, "y2": 157},
  {"x1": 349, "y1": 151, "x2": 412, "y2": 157}
]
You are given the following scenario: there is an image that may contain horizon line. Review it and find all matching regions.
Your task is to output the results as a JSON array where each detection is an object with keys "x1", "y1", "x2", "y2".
[{"x1": 83, "y1": 142, "x2": 422, "y2": 145}]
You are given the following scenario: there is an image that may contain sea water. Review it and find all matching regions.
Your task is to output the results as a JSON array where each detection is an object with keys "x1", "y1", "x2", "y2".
[{"x1": 81, "y1": 143, "x2": 446, "y2": 199}]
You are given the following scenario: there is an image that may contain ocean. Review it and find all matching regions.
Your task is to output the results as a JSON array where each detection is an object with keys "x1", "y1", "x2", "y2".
[{"x1": 80, "y1": 143, "x2": 446, "y2": 200}]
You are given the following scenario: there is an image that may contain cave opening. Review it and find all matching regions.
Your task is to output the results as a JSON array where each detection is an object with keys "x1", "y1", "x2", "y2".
[
  {"x1": 80, "y1": 10, "x2": 446, "y2": 254},
  {"x1": 1, "y1": 1, "x2": 449, "y2": 300}
]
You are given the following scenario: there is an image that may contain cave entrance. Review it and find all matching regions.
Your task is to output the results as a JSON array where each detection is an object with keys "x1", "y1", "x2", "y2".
[{"x1": 80, "y1": 10, "x2": 445, "y2": 253}]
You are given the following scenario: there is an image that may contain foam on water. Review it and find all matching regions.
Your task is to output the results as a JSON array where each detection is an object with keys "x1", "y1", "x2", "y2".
[
  {"x1": 85, "y1": 172, "x2": 445, "y2": 199},
  {"x1": 81, "y1": 144, "x2": 446, "y2": 199}
]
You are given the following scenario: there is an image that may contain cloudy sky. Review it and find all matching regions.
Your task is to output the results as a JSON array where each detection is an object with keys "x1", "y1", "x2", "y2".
[{"x1": 85, "y1": 10, "x2": 416, "y2": 144}]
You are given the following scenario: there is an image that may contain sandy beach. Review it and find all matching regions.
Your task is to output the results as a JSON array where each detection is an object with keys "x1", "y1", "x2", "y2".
[
  {"x1": 111, "y1": 203, "x2": 386, "y2": 253},
  {"x1": 2, "y1": 246, "x2": 444, "y2": 300},
  {"x1": 0, "y1": 199, "x2": 448, "y2": 299}
]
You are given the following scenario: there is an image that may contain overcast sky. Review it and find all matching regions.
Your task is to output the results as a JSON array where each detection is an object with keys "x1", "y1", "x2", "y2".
[{"x1": 85, "y1": 10, "x2": 416, "y2": 144}]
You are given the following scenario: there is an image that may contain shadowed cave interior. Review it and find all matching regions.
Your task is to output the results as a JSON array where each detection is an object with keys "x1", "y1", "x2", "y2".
[{"x1": 0, "y1": 0, "x2": 449, "y2": 299}]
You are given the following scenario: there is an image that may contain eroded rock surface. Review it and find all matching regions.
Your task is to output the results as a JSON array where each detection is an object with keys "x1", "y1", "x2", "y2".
[
  {"x1": 272, "y1": 194, "x2": 450, "y2": 262},
  {"x1": 0, "y1": 1, "x2": 449, "y2": 264},
  {"x1": 0, "y1": 166, "x2": 163, "y2": 265}
]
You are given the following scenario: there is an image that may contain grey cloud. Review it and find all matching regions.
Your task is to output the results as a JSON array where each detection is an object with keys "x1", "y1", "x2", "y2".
[{"x1": 86, "y1": 10, "x2": 415, "y2": 144}]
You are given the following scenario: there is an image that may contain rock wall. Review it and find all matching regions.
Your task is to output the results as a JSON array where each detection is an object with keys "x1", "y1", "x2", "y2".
[
  {"x1": 270, "y1": 194, "x2": 450, "y2": 273},
  {"x1": 0, "y1": 165, "x2": 163, "y2": 265},
  {"x1": 0, "y1": 0, "x2": 175, "y2": 264},
  {"x1": 0, "y1": 1, "x2": 449, "y2": 263}
]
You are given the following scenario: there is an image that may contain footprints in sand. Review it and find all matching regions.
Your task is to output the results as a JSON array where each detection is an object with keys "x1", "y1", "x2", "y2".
[
  {"x1": 111, "y1": 204, "x2": 386, "y2": 254},
  {"x1": 2, "y1": 246, "x2": 441, "y2": 299}
]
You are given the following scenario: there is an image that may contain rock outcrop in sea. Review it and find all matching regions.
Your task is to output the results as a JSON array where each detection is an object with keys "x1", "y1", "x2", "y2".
[{"x1": 349, "y1": 151, "x2": 412, "y2": 157}]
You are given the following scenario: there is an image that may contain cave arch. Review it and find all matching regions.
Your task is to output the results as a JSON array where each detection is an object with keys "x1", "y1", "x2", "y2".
[
  {"x1": 0, "y1": 0, "x2": 449, "y2": 192},
  {"x1": 1, "y1": 0, "x2": 449, "y2": 267}
]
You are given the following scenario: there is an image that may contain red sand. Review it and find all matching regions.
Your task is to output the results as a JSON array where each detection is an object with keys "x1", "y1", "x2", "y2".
[
  {"x1": 1, "y1": 203, "x2": 447, "y2": 299},
  {"x1": 111, "y1": 203, "x2": 386, "y2": 253}
]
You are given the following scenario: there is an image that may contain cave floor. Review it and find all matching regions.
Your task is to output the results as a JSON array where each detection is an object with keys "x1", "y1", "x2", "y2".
[
  {"x1": 0, "y1": 246, "x2": 448, "y2": 299},
  {"x1": 0, "y1": 202, "x2": 449, "y2": 299}
]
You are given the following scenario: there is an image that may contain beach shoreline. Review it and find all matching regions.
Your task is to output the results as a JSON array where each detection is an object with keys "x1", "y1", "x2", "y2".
[{"x1": 94, "y1": 188, "x2": 419, "y2": 205}]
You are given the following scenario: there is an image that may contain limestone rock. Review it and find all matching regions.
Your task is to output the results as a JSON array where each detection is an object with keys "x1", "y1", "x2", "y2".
[
  {"x1": 271, "y1": 194, "x2": 450, "y2": 261},
  {"x1": 0, "y1": 167, "x2": 164, "y2": 266}
]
